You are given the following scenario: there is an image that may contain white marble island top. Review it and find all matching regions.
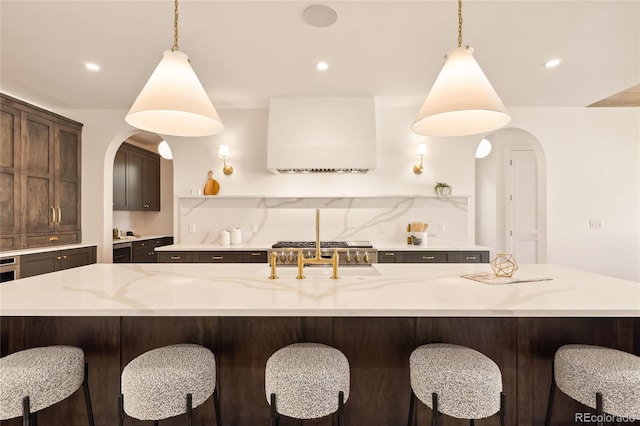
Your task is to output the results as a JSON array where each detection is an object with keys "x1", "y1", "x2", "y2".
[{"x1": 1, "y1": 263, "x2": 638, "y2": 317}]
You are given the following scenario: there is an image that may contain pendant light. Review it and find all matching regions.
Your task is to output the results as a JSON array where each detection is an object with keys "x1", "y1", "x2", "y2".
[
  {"x1": 125, "y1": 0, "x2": 224, "y2": 137},
  {"x1": 412, "y1": 0, "x2": 510, "y2": 137}
]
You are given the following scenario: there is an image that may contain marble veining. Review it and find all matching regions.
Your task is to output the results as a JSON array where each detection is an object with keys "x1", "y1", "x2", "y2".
[{"x1": 1, "y1": 263, "x2": 638, "y2": 317}]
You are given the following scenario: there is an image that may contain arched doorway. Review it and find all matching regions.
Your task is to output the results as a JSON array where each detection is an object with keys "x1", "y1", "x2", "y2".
[{"x1": 475, "y1": 128, "x2": 547, "y2": 264}]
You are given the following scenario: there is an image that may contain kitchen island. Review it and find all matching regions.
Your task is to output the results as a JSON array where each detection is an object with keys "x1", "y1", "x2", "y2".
[{"x1": 1, "y1": 263, "x2": 638, "y2": 426}]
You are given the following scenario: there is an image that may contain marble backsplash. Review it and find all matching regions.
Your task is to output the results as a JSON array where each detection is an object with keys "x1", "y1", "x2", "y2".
[{"x1": 177, "y1": 196, "x2": 472, "y2": 246}]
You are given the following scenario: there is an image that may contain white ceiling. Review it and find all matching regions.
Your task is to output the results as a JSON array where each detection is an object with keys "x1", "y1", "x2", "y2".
[{"x1": 1, "y1": 0, "x2": 638, "y2": 112}]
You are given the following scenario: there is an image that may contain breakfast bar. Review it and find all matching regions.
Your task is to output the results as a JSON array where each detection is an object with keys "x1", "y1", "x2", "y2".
[{"x1": 1, "y1": 263, "x2": 639, "y2": 426}]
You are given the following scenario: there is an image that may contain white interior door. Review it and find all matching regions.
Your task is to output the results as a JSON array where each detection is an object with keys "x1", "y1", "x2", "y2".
[{"x1": 507, "y1": 149, "x2": 539, "y2": 264}]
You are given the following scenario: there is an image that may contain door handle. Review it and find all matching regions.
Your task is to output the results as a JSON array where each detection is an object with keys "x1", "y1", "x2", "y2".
[
  {"x1": 51, "y1": 207, "x2": 56, "y2": 224},
  {"x1": 57, "y1": 207, "x2": 62, "y2": 224}
]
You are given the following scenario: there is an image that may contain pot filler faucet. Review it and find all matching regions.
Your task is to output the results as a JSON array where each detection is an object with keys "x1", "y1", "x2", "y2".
[{"x1": 268, "y1": 209, "x2": 340, "y2": 280}]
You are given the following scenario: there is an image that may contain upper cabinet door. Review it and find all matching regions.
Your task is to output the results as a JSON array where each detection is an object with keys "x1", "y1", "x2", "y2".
[
  {"x1": 55, "y1": 123, "x2": 81, "y2": 232},
  {"x1": 21, "y1": 112, "x2": 56, "y2": 234},
  {"x1": 0, "y1": 103, "x2": 22, "y2": 239},
  {"x1": 113, "y1": 149, "x2": 128, "y2": 210},
  {"x1": 142, "y1": 155, "x2": 160, "y2": 210},
  {"x1": 126, "y1": 150, "x2": 144, "y2": 210},
  {"x1": 113, "y1": 143, "x2": 161, "y2": 211}
]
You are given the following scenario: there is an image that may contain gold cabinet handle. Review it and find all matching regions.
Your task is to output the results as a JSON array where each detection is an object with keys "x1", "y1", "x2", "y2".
[
  {"x1": 466, "y1": 256, "x2": 477, "y2": 260},
  {"x1": 170, "y1": 256, "x2": 181, "y2": 260},
  {"x1": 62, "y1": 255, "x2": 67, "y2": 259},
  {"x1": 51, "y1": 207, "x2": 56, "y2": 224},
  {"x1": 57, "y1": 207, "x2": 61, "y2": 224},
  {"x1": 422, "y1": 256, "x2": 435, "y2": 260},
  {"x1": 250, "y1": 252, "x2": 262, "y2": 256},
  {"x1": 49, "y1": 236, "x2": 59, "y2": 242},
  {"x1": 56, "y1": 256, "x2": 62, "y2": 260},
  {"x1": 384, "y1": 252, "x2": 395, "y2": 256},
  {"x1": 212, "y1": 256, "x2": 224, "y2": 260}
]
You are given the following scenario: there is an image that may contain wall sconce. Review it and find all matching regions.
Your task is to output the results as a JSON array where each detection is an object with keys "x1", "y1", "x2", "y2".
[
  {"x1": 218, "y1": 144, "x2": 233, "y2": 175},
  {"x1": 413, "y1": 143, "x2": 427, "y2": 174}
]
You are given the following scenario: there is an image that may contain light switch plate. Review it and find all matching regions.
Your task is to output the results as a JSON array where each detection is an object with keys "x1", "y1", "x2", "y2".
[{"x1": 589, "y1": 219, "x2": 604, "y2": 229}]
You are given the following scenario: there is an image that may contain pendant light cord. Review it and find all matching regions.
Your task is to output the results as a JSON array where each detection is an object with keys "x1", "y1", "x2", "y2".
[
  {"x1": 457, "y1": 0, "x2": 463, "y2": 48},
  {"x1": 172, "y1": 0, "x2": 179, "y2": 51}
]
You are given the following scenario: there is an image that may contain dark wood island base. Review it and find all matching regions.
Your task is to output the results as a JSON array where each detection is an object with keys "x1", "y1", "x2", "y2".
[{"x1": 1, "y1": 316, "x2": 638, "y2": 426}]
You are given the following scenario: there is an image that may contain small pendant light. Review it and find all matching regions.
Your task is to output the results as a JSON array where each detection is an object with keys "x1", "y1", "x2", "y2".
[
  {"x1": 412, "y1": 0, "x2": 510, "y2": 137},
  {"x1": 126, "y1": 0, "x2": 224, "y2": 137}
]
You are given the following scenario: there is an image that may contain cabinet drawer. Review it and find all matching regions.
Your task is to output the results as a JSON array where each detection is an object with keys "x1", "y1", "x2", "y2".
[
  {"x1": 403, "y1": 251, "x2": 452, "y2": 263},
  {"x1": 23, "y1": 232, "x2": 81, "y2": 248},
  {"x1": 378, "y1": 252, "x2": 402, "y2": 263},
  {"x1": 158, "y1": 252, "x2": 192, "y2": 263},
  {"x1": 61, "y1": 247, "x2": 96, "y2": 270},
  {"x1": 243, "y1": 251, "x2": 267, "y2": 263},
  {"x1": 193, "y1": 251, "x2": 242, "y2": 263},
  {"x1": 133, "y1": 250, "x2": 158, "y2": 263},
  {"x1": 454, "y1": 251, "x2": 489, "y2": 263}
]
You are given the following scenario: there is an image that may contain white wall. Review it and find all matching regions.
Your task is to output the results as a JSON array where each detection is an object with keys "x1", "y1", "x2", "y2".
[{"x1": 54, "y1": 104, "x2": 638, "y2": 281}]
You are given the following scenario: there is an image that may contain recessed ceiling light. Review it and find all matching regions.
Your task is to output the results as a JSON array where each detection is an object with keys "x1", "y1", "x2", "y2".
[
  {"x1": 303, "y1": 5, "x2": 338, "y2": 28},
  {"x1": 85, "y1": 62, "x2": 100, "y2": 71},
  {"x1": 544, "y1": 58, "x2": 562, "y2": 68},
  {"x1": 316, "y1": 61, "x2": 329, "y2": 71}
]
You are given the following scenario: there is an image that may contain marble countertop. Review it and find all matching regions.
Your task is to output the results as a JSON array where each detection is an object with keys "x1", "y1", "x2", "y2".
[
  {"x1": 155, "y1": 243, "x2": 490, "y2": 252},
  {"x1": 113, "y1": 235, "x2": 173, "y2": 246},
  {"x1": 1, "y1": 263, "x2": 638, "y2": 317},
  {"x1": 0, "y1": 243, "x2": 97, "y2": 257}
]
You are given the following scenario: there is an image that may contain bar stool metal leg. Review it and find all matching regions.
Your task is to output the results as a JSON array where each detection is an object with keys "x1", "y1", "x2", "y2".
[
  {"x1": 337, "y1": 390, "x2": 345, "y2": 426},
  {"x1": 30, "y1": 412, "x2": 37, "y2": 426},
  {"x1": 118, "y1": 394, "x2": 125, "y2": 426},
  {"x1": 431, "y1": 393, "x2": 439, "y2": 426},
  {"x1": 186, "y1": 393, "x2": 193, "y2": 426},
  {"x1": 407, "y1": 390, "x2": 416, "y2": 426},
  {"x1": 213, "y1": 387, "x2": 222, "y2": 425},
  {"x1": 545, "y1": 367, "x2": 556, "y2": 426},
  {"x1": 595, "y1": 392, "x2": 603, "y2": 426},
  {"x1": 22, "y1": 396, "x2": 30, "y2": 426},
  {"x1": 469, "y1": 419, "x2": 475, "y2": 426},
  {"x1": 82, "y1": 363, "x2": 96, "y2": 426},
  {"x1": 153, "y1": 421, "x2": 159, "y2": 426},
  {"x1": 500, "y1": 391, "x2": 506, "y2": 426},
  {"x1": 270, "y1": 393, "x2": 279, "y2": 426}
]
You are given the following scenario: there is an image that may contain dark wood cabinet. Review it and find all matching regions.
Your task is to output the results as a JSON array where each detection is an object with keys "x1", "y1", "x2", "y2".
[
  {"x1": 157, "y1": 250, "x2": 268, "y2": 264},
  {"x1": 0, "y1": 102, "x2": 21, "y2": 251},
  {"x1": 113, "y1": 143, "x2": 160, "y2": 211},
  {"x1": 20, "y1": 246, "x2": 96, "y2": 278},
  {"x1": 130, "y1": 237, "x2": 173, "y2": 263},
  {"x1": 378, "y1": 250, "x2": 489, "y2": 264},
  {"x1": 378, "y1": 251, "x2": 402, "y2": 263},
  {"x1": 0, "y1": 93, "x2": 83, "y2": 250},
  {"x1": 157, "y1": 251, "x2": 193, "y2": 263}
]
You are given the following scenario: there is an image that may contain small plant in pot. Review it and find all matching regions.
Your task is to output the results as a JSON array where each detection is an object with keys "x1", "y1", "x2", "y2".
[{"x1": 434, "y1": 182, "x2": 452, "y2": 197}]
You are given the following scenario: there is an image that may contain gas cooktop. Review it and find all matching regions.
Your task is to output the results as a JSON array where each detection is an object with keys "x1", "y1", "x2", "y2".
[{"x1": 271, "y1": 241, "x2": 373, "y2": 249}]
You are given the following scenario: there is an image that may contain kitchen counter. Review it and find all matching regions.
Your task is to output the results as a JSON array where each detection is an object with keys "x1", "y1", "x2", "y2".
[
  {"x1": 0, "y1": 242, "x2": 98, "y2": 257},
  {"x1": 155, "y1": 243, "x2": 490, "y2": 252},
  {"x1": 155, "y1": 242, "x2": 273, "y2": 251},
  {"x1": 2, "y1": 262, "x2": 637, "y2": 426},
  {"x1": 112, "y1": 234, "x2": 173, "y2": 246},
  {"x1": 375, "y1": 243, "x2": 491, "y2": 251},
  {"x1": 1, "y1": 263, "x2": 638, "y2": 317}
]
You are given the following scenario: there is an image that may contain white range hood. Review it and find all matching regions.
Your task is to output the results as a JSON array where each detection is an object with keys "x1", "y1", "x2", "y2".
[{"x1": 267, "y1": 97, "x2": 377, "y2": 174}]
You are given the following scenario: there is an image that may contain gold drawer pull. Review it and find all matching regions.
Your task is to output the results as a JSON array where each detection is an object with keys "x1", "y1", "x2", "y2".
[
  {"x1": 56, "y1": 256, "x2": 62, "y2": 260},
  {"x1": 466, "y1": 256, "x2": 477, "y2": 260},
  {"x1": 62, "y1": 255, "x2": 67, "y2": 259},
  {"x1": 422, "y1": 256, "x2": 435, "y2": 260},
  {"x1": 212, "y1": 256, "x2": 224, "y2": 260},
  {"x1": 250, "y1": 252, "x2": 262, "y2": 256},
  {"x1": 170, "y1": 256, "x2": 181, "y2": 260},
  {"x1": 49, "y1": 236, "x2": 59, "y2": 242},
  {"x1": 384, "y1": 252, "x2": 395, "y2": 256}
]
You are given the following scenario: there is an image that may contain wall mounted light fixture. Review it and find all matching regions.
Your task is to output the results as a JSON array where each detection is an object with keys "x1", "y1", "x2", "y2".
[
  {"x1": 125, "y1": 0, "x2": 224, "y2": 137},
  {"x1": 412, "y1": 0, "x2": 510, "y2": 137},
  {"x1": 413, "y1": 143, "x2": 427, "y2": 174},
  {"x1": 219, "y1": 144, "x2": 233, "y2": 175},
  {"x1": 157, "y1": 140, "x2": 173, "y2": 160}
]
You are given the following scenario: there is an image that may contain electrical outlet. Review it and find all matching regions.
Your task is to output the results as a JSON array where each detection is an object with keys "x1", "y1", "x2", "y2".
[
  {"x1": 589, "y1": 219, "x2": 604, "y2": 229},
  {"x1": 437, "y1": 223, "x2": 446, "y2": 233},
  {"x1": 378, "y1": 223, "x2": 386, "y2": 233},
  {"x1": 188, "y1": 224, "x2": 196, "y2": 233},
  {"x1": 250, "y1": 223, "x2": 258, "y2": 233}
]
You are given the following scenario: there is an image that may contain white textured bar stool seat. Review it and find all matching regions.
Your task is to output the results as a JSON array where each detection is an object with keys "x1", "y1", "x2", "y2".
[
  {"x1": 0, "y1": 346, "x2": 84, "y2": 420},
  {"x1": 121, "y1": 344, "x2": 216, "y2": 420},
  {"x1": 409, "y1": 343, "x2": 502, "y2": 419},
  {"x1": 555, "y1": 344, "x2": 640, "y2": 418},
  {"x1": 265, "y1": 343, "x2": 350, "y2": 419}
]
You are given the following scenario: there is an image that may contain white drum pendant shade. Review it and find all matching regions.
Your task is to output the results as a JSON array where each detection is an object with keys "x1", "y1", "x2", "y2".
[
  {"x1": 412, "y1": 46, "x2": 510, "y2": 137},
  {"x1": 126, "y1": 50, "x2": 224, "y2": 137}
]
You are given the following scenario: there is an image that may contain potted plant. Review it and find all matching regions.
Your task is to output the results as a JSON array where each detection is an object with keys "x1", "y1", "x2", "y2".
[{"x1": 434, "y1": 182, "x2": 452, "y2": 197}]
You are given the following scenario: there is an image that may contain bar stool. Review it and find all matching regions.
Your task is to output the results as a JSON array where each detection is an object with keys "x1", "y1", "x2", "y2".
[
  {"x1": 0, "y1": 345, "x2": 95, "y2": 426},
  {"x1": 265, "y1": 342, "x2": 350, "y2": 425},
  {"x1": 545, "y1": 344, "x2": 640, "y2": 426},
  {"x1": 407, "y1": 343, "x2": 506, "y2": 426},
  {"x1": 118, "y1": 344, "x2": 221, "y2": 426}
]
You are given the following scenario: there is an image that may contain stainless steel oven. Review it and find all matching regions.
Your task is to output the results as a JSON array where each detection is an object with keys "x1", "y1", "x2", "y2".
[{"x1": 0, "y1": 256, "x2": 20, "y2": 282}]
